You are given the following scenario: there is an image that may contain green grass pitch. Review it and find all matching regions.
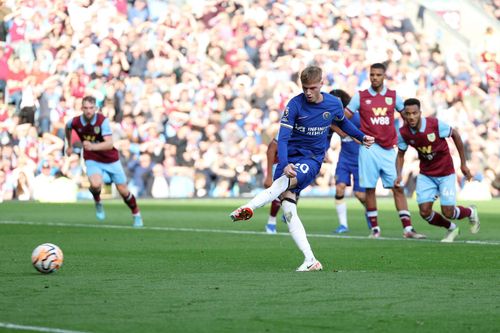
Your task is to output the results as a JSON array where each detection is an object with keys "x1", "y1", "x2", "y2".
[{"x1": 1, "y1": 198, "x2": 499, "y2": 333}]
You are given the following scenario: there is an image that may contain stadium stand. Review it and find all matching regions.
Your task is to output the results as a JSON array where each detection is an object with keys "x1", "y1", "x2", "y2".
[{"x1": 0, "y1": 0, "x2": 498, "y2": 200}]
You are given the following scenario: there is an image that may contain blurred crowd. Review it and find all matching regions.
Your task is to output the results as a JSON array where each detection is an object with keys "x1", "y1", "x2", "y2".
[
  {"x1": 481, "y1": 0, "x2": 500, "y2": 21},
  {"x1": 0, "y1": 0, "x2": 498, "y2": 202}
]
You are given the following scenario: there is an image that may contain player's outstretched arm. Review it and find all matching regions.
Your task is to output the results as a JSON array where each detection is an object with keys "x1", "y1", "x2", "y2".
[
  {"x1": 330, "y1": 124, "x2": 347, "y2": 138},
  {"x1": 334, "y1": 117, "x2": 365, "y2": 143},
  {"x1": 451, "y1": 128, "x2": 472, "y2": 180}
]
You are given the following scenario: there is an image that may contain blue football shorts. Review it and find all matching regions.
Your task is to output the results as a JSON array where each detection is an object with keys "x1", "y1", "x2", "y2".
[
  {"x1": 416, "y1": 173, "x2": 457, "y2": 206},
  {"x1": 85, "y1": 160, "x2": 127, "y2": 185},
  {"x1": 335, "y1": 158, "x2": 365, "y2": 193},
  {"x1": 274, "y1": 157, "x2": 321, "y2": 194},
  {"x1": 358, "y1": 143, "x2": 397, "y2": 188}
]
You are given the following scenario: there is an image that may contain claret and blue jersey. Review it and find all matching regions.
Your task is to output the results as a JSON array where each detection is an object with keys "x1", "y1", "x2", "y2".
[
  {"x1": 346, "y1": 85, "x2": 404, "y2": 149},
  {"x1": 338, "y1": 111, "x2": 361, "y2": 161}
]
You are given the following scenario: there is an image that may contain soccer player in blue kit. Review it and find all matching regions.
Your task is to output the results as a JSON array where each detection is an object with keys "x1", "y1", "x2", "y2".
[
  {"x1": 329, "y1": 89, "x2": 370, "y2": 234},
  {"x1": 230, "y1": 66, "x2": 374, "y2": 271}
]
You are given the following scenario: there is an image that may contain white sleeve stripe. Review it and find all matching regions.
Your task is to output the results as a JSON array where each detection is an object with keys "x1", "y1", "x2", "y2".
[{"x1": 280, "y1": 123, "x2": 293, "y2": 129}]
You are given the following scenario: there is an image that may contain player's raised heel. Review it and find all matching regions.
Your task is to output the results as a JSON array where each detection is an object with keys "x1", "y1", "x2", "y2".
[
  {"x1": 403, "y1": 229, "x2": 426, "y2": 239},
  {"x1": 469, "y1": 205, "x2": 480, "y2": 234},
  {"x1": 230, "y1": 207, "x2": 253, "y2": 222},
  {"x1": 296, "y1": 259, "x2": 323, "y2": 272},
  {"x1": 95, "y1": 202, "x2": 106, "y2": 221},
  {"x1": 133, "y1": 215, "x2": 143, "y2": 228},
  {"x1": 441, "y1": 227, "x2": 459, "y2": 243}
]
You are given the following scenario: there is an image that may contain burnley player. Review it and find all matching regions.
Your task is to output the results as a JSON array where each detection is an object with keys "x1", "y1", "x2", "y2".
[
  {"x1": 65, "y1": 96, "x2": 143, "y2": 227},
  {"x1": 346, "y1": 63, "x2": 425, "y2": 239},
  {"x1": 396, "y1": 98, "x2": 479, "y2": 242},
  {"x1": 230, "y1": 66, "x2": 374, "y2": 272}
]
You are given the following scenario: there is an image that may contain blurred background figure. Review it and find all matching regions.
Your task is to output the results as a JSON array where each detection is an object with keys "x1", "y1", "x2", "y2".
[{"x1": 0, "y1": 0, "x2": 496, "y2": 201}]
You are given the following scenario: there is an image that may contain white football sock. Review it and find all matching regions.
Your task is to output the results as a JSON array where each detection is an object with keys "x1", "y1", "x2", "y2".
[
  {"x1": 267, "y1": 216, "x2": 277, "y2": 225},
  {"x1": 335, "y1": 200, "x2": 348, "y2": 227},
  {"x1": 246, "y1": 175, "x2": 289, "y2": 210},
  {"x1": 282, "y1": 200, "x2": 315, "y2": 263}
]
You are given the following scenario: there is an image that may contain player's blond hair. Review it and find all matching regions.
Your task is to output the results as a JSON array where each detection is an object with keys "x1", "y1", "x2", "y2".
[{"x1": 300, "y1": 66, "x2": 322, "y2": 85}]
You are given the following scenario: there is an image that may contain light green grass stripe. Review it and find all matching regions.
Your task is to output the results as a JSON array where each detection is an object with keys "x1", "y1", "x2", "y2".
[
  {"x1": 0, "y1": 322, "x2": 91, "y2": 333},
  {"x1": 2, "y1": 220, "x2": 499, "y2": 246}
]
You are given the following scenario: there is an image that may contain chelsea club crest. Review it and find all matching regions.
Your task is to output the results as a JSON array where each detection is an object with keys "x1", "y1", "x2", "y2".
[{"x1": 322, "y1": 112, "x2": 330, "y2": 120}]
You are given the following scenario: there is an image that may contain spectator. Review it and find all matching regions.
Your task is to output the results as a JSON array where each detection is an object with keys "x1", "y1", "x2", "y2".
[
  {"x1": 0, "y1": 0, "x2": 496, "y2": 200},
  {"x1": 0, "y1": 169, "x2": 14, "y2": 202},
  {"x1": 14, "y1": 170, "x2": 32, "y2": 200},
  {"x1": 127, "y1": 152, "x2": 154, "y2": 197},
  {"x1": 32, "y1": 160, "x2": 54, "y2": 201},
  {"x1": 150, "y1": 164, "x2": 169, "y2": 199}
]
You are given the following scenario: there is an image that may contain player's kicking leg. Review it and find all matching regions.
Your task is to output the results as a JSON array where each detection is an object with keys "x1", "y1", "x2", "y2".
[
  {"x1": 230, "y1": 175, "x2": 289, "y2": 222},
  {"x1": 230, "y1": 207, "x2": 254, "y2": 222}
]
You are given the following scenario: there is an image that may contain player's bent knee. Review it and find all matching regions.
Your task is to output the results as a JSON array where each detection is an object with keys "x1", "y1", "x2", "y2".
[
  {"x1": 441, "y1": 208, "x2": 454, "y2": 219},
  {"x1": 419, "y1": 209, "x2": 432, "y2": 220},
  {"x1": 392, "y1": 186, "x2": 404, "y2": 195},
  {"x1": 354, "y1": 192, "x2": 365, "y2": 202},
  {"x1": 274, "y1": 175, "x2": 291, "y2": 192},
  {"x1": 115, "y1": 184, "x2": 130, "y2": 197}
]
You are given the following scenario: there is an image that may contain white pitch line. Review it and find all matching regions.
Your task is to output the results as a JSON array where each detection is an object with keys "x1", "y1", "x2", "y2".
[
  {"x1": 1, "y1": 220, "x2": 500, "y2": 246},
  {"x1": 0, "y1": 322, "x2": 91, "y2": 333}
]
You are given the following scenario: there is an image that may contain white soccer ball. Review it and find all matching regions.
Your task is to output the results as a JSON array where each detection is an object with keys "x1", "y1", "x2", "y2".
[{"x1": 31, "y1": 243, "x2": 64, "y2": 274}]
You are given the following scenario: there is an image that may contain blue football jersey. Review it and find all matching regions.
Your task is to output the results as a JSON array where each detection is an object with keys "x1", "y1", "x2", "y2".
[
  {"x1": 338, "y1": 111, "x2": 361, "y2": 162},
  {"x1": 278, "y1": 92, "x2": 344, "y2": 165}
]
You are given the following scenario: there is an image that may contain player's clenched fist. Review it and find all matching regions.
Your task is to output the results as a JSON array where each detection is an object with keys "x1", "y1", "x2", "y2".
[{"x1": 284, "y1": 163, "x2": 297, "y2": 178}]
